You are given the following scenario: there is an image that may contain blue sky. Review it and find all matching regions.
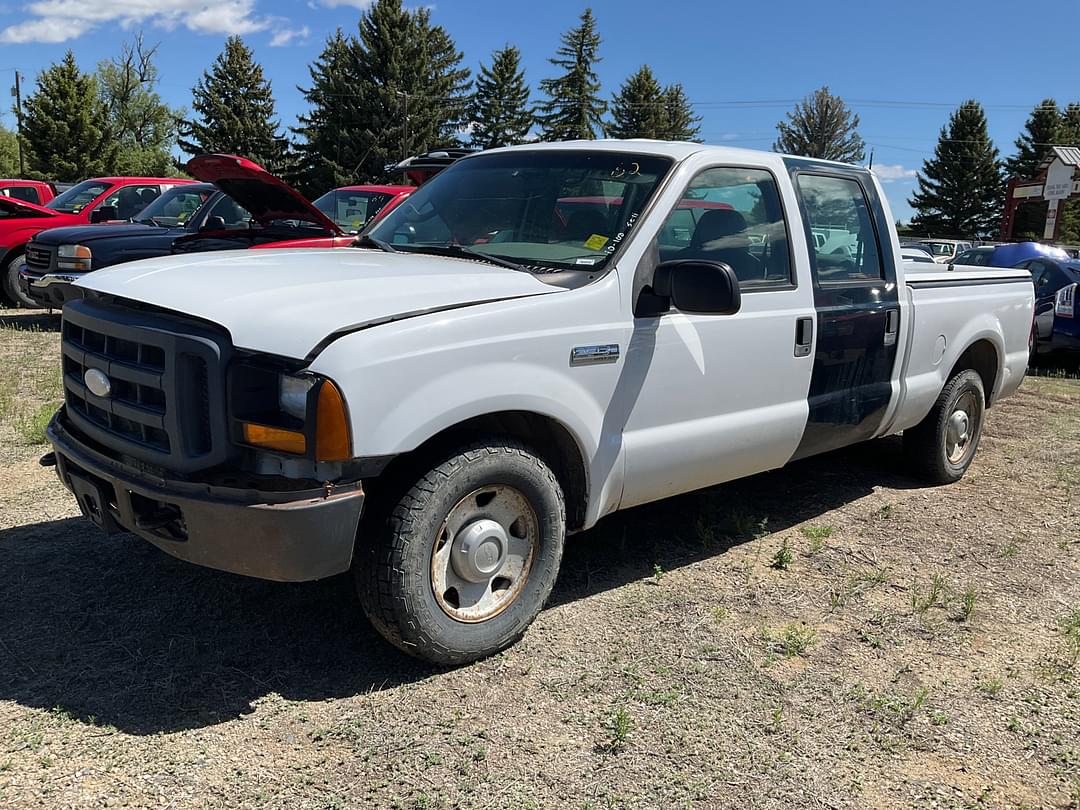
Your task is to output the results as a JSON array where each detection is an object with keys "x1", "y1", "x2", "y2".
[{"x1": 1, "y1": 0, "x2": 1078, "y2": 221}]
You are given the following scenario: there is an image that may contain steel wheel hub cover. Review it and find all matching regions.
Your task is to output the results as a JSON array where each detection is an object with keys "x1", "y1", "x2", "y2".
[
  {"x1": 430, "y1": 484, "x2": 538, "y2": 623},
  {"x1": 451, "y1": 519, "x2": 508, "y2": 583}
]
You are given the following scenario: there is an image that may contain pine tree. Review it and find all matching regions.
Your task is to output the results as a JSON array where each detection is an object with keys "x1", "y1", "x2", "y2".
[
  {"x1": 469, "y1": 45, "x2": 533, "y2": 149},
  {"x1": 292, "y1": 29, "x2": 363, "y2": 196},
  {"x1": 536, "y1": 8, "x2": 606, "y2": 141},
  {"x1": 178, "y1": 36, "x2": 289, "y2": 172},
  {"x1": 607, "y1": 65, "x2": 665, "y2": 139},
  {"x1": 774, "y1": 86, "x2": 865, "y2": 163},
  {"x1": 1005, "y1": 98, "x2": 1061, "y2": 180},
  {"x1": 21, "y1": 52, "x2": 118, "y2": 181},
  {"x1": 1059, "y1": 103, "x2": 1080, "y2": 146},
  {"x1": 97, "y1": 35, "x2": 181, "y2": 176},
  {"x1": 1057, "y1": 103, "x2": 1080, "y2": 243},
  {"x1": 909, "y1": 101, "x2": 1003, "y2": 237},
  {"x1": 661, "y1": 84, "x2": 701, "y2": 142},
  {"x1": 0, "y1": 125, "x2": 19, "y2": 176},
  {"x1": 341, "y1": 0, "x2": 471, "y2": 181}
]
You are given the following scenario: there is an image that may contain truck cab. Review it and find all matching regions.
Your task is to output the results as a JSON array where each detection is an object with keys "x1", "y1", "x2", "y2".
[{"x1": 45, "y1": 141, "x2": 1034, "y2": 665}]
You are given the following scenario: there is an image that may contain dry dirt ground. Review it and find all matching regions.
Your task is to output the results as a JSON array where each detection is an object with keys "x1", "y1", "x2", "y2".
[{"x1": 0, "y1": 307, "x2": 1078, "y2": 810}]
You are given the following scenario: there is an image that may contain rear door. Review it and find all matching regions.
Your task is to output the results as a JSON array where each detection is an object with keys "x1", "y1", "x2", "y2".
[{"x1": 786, "y1": 163, "x2": 901, "y2": 459}]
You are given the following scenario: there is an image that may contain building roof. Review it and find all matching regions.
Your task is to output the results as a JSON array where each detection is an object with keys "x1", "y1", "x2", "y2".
[{"x1": 1048, "y1": 146, "x2": 1080, "y2": 167}]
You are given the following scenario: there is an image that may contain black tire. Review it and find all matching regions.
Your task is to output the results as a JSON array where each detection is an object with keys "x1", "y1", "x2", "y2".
[
  {"x1": 903, "y1": 369, "x2": 985, "y2": 485},
  {"x1": 3, "y1": 253, "x2": 38, "y2": 309},
  {"x1": 356, "y1": 439, "x2": 566, "y2": 665},
  {"x1": 1028, "y1": 326, "x2": 1039, "y2": 369}
]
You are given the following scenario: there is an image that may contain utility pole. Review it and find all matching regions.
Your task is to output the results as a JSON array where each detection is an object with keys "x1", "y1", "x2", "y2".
[
  {"x1": 397, "y1": 90, "x2": 409, "y2": 163},
  {"x1": 12, "y1": 70, "x2": 25, "y2": 176}
]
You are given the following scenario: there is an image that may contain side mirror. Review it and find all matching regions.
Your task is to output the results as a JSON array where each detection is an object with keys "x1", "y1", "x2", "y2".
[
  {"x1": 201, "y1": 216, "x2": 226, "y2": 232},
  {"x1": 653, "y1": 260, "x2": 741, "y2": 315},
  {"x1": 90, "y1": 205, "x2": 118, "y2": 223}
]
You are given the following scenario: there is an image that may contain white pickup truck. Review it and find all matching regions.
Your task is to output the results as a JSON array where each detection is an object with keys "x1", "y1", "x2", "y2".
[{"x1": 45, "y1": 142, "x2": 1034, "y2": 664}]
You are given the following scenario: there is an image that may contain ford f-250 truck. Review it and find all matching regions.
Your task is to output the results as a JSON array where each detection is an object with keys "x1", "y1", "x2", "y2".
[{"x1": 44, "y1": 141, "x2": 1034, "y2": 665}]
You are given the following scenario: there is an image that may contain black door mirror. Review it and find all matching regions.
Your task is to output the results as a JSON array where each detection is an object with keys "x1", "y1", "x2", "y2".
[
  {"x1": 201, "y1": 216, "x2": 227, "y2": 232},
  {"x1": 653, "y1": 260, "x2": 742, "y2": 315},
  {"x1": 89, "y1": 205, "x2": 119, "y2": 223}
]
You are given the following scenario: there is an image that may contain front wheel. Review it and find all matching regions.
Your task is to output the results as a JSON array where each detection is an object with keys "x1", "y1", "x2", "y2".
[
  {"x1": 3, "y1": 253, "x2": 38, "y2": 309},
  {"x1": 903, "y1": 369, "x2": 986, "y2": 485},
  {"x1": 356, "y1": 439, "x2": 566, "y2": 665}
]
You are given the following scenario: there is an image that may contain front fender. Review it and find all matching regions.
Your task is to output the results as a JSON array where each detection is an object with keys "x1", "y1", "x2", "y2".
[{"x1": 309, "y1": 278, "x2": 629, "y2": 524}]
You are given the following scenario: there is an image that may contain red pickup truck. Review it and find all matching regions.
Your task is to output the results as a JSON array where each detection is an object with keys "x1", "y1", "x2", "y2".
[
  {"x1": 1, "y1": 175, "x2": 194, "y2": 306},
  {"x1": 0, "y1": 179, "x2": 58, "y2": 206}
]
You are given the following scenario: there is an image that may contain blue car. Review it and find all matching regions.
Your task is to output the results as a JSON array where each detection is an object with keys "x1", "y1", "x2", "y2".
[
  {"x1": 1010, "y1": 256, "x2": 1080, "y2": 359},
  {"x1": 954, "y1": 241, "x2": 1068, "y2": 268}
]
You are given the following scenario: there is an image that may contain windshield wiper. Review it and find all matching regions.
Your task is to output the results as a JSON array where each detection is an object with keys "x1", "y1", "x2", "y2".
[
  {"x1": 404, "y1": 244, "x2": 526, "y2": 272},
  {"x1": 353, "y1": 234, "x2": 398, "y2": 253}
]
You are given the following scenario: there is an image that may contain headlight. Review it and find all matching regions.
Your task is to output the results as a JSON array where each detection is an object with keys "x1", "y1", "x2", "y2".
[
  {"x1": 57, "y1": 244, "x2": 92, "y2": 271},
  {"x1": 238, "y1": 372, "x2": 351, "y2": 462},
  {"x1": 279, "y1": 374, "x2": 315, "y2": 419}
]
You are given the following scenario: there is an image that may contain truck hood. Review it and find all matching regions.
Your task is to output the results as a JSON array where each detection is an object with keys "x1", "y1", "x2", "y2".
[
  {"x1": 0, "y1": 195, "x2": 58, "y2": 219},
  {"x1": 33, "y1": 222, "x2": 172, "y2": 246},
  {"x1": 75, "y1": 248, "x2": 564, "y2": 359},
  {"x1": 187, "y1": 154, "x2": 341, "y2": 234}
]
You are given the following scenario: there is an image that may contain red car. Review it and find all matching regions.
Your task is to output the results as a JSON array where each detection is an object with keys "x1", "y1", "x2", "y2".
[
  {"x1": 0, "y1": 179, "x2": 57, "y2": 206},
  {"x1": 1, "y1": 175, "x2": 195, "y2": 306}
]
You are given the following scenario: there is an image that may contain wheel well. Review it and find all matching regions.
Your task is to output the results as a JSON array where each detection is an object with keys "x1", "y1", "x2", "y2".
[
  {"x1": 378, "y1": 411, "x2": 589, "y2": 531},
  {"x1": 949, "y1": 340, "x2": 998, "y2": 405}
]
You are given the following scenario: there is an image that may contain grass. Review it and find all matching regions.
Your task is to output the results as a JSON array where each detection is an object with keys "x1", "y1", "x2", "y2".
[
  {"x1": 958, "y1": 586, "x2": 979, "y2": 623},
  {"x1": 15, "y1": 402, "x2": 59, "y2": 445},
  {"x1": 1062, "y1": 605, "x2": 1080, "y2": 667},
  {"x1": 910, "y1": 573, "x2": 949, "y2": 616},
  {"x1": 764, "y1": 623, "x2": 817, "y2": 658},
  {"x1": 801, "y1": 525, "x2": 832, "y2": 554},
  {"x1": 975, "y1": 676, "x2": 1004, "y2": 699}
]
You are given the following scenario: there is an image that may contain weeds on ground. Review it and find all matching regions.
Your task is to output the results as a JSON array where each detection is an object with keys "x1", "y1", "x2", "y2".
[
  {"x1": 16, "y1": 402, "x2": 58, "y2": 445},
  {"x1": 802, "y1": 525, "x2": 832, "y2": 554},
  {"x1": 771, "y1": 538, "x2": 794, "y2": 570},
  {"x1": 1061, "y1": 605, "x2": 1080, "y2": 668},
  {"x1": 975, "y1": 676, "x2": 1004, "y2": 698},
  {"x1": 764, "y1": 623, "x2": 816, "y2": 657},
  {"x1": 958, "y1": 586, "x2": 979, "y2": 623},
  {"x1": 910, "y1": 573, "x2": 948, "y2": 616},
  {"x1": 598, "y1": 707, "x2": 633, "y2": 754}
]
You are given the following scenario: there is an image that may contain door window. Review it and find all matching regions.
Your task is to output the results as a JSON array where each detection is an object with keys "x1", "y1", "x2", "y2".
[
  {"x1": 1, "y1": 186, "x2": 40, "y2": 204},
  {"x1": 205, "y1": 195, "x2": 253, "y2": 229},
  {"x1": 797, "y1": 174, "x2": 883, "y2": 282},
  {"x1": 102, "y1": 185, "x2": 162, "y2": 220},
  {"x1": 656, "y1": 167, "x2": 792, "y2": 288}
]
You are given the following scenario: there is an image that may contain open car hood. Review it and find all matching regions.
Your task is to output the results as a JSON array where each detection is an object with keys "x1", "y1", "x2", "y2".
[
  {"x1": 187, "y1": 154, "x2": 342, "y2": 235},
  {"x1": 0, "y1": 195, "x2": 58, "y2": 218}
]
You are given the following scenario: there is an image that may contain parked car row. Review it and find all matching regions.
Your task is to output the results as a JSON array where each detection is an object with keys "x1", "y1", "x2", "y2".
[{"x1": 2, "y1": 151, "x2": 465, "y2": 309}]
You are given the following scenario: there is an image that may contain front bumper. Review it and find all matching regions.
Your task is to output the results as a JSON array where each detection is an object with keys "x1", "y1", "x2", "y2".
[
  {"x1": 19, "y1": 269, "x2": 86, "y2": 308},
  {"x1": 47, "y1": 414, "x2": 364, "y2": 582}
]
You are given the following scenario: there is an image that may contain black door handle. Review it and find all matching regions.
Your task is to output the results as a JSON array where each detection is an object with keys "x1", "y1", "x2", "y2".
[
  {"x1": 884, "y1": 308, "x2": 900, "y2": 346},
  {"x1": 794, "y1": 316, "x2": 813, "y2": 357}
]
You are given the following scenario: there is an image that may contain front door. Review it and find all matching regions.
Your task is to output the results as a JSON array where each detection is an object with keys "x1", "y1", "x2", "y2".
[
  {"x1": 787, "y1": 166, "x2": 901, "y2": 460},
  {"x1": 620, "y1": 165, "x2": 817, "y2": 509}
]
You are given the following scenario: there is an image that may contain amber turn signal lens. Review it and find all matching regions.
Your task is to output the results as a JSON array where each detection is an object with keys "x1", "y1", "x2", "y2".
[
  {"x1": 242, "y1": 423, "x2": 307, "y2": 455},
  {"x1": 315, "y1": 379, "x2": 351, "y2": 462}
]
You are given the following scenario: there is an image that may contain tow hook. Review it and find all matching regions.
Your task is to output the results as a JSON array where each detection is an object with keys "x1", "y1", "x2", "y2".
[{"x1": 39, "y1": 452, "x2": 57, "y2": 467}]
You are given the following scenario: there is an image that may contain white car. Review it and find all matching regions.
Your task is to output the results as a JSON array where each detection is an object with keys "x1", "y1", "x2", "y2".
[
  {"x1": 901, "y1": 245, "x2": 936, "y2": 263},
  {"x1": 46, "y1": 141, "x2": 1035, "y2": 664},
  {"x1": 919, "y1": 239, "x2": 973, "y2": 264}
]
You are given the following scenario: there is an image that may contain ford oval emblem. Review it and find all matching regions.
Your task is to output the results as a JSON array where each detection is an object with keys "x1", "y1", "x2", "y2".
[{"x1": 84, "y1": 368, "x2": 112, "y2": 398}]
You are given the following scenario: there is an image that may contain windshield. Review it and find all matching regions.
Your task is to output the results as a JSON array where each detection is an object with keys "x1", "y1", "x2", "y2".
[
  {"x1": 367, "y1": 150, "x2": 673, "y2": 272},
  {"x1": 315, "y1": 189, "x2": 398, "y2": 234},
  {"x1": 46, "y1": 180, "x2": 112, "y2": 214},
  {"x1": 135, "y1": 185, "x2": 215, "y2": 226}
]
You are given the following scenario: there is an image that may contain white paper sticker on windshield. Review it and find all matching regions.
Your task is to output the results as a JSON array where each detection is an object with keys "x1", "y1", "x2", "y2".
[{"x1": 576, "y1": 258, "x2": 598, "y2": 265}]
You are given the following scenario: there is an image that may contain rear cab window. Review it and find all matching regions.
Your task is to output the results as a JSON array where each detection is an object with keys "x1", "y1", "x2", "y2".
[{"x1": 795, "y1": 173, "x2": 884, "y2": 283}]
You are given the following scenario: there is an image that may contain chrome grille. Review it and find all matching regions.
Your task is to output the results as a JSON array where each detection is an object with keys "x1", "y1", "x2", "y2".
[{"x1": 25, "y1": 244, "x2": 53, "y2": 273}]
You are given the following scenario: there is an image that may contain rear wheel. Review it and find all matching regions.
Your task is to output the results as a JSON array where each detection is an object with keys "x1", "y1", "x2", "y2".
[
  {"x1": 3, "y1": 253, "x2": 37, "y2": 309},
  {"x1": 356, "y1": 439, "x2": 566, "y2": 665},
  {"x1": 903, "y1": 369, "x2": 985, "y2": 485}
]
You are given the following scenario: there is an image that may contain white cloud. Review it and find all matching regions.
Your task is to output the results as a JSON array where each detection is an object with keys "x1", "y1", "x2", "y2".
[
  {"x1": 0, "y1": 0, "x2": 279, "y2": 43},
  {"x1": 0, "y1": 16, "x2": 91, "y2": 42},
  {"x1": 269, "y1": 24, "x2": 310, "y2": 47},
  {"x1": 871, "y1": 164, "x2": 918, "y2": 183}
]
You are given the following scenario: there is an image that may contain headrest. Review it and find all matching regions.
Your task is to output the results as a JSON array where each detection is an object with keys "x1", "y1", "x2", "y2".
[{"x1": 691, "y1": 209, "x2": 748, "y2": 248}]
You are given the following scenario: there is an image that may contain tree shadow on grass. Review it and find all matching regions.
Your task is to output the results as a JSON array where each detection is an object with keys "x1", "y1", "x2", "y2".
[
  {"x1": 0, "y1": 435, "x2": 919, "y2": 734},
  {"x1": 0, "y1": 309, "x2": 61, "y2": 332}
]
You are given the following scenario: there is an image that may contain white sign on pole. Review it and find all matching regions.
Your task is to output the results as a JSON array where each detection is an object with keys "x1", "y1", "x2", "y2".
[
  {"x1": 1044, "y1": 198, "x2": 1060, "y2": 239},
  {"x1": 1044, "y1": 159, "x2": 1074, "y2": 200}
]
